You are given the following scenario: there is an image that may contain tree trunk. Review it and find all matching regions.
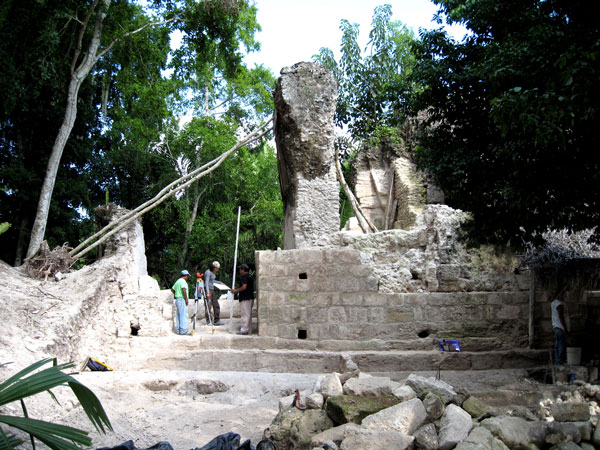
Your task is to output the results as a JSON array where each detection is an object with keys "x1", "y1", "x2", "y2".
[
  {"x1": 25, "y1": 0, "x2": 110, "y2": 260},
  {"x1": 179, "y1": 184, "x2": 203, "y2": 267},
  {"x1": 13, "y1": 216, "x2": 28, "y2": 267}
]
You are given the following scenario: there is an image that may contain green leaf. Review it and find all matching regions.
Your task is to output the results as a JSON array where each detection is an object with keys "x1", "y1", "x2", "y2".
[{"x1": 0, "y1": 359, "x2": 112, "y2": 450}]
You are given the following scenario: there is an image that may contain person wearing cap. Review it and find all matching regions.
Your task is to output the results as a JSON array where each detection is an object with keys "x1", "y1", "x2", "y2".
[
  {"x1": 231, "y1": 264, "x2": 254, "y2": 335},
  {"x1": 170, "y1": 270, "x2": 190, "y2": 335},
  {"x1": 204, "y1": 261, "x2": 224, "y2": 325}
]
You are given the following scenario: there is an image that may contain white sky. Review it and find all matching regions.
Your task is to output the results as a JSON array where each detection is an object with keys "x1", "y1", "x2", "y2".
[{"x1": 245, "y1": 0, "x2": 466, "y2": 74}]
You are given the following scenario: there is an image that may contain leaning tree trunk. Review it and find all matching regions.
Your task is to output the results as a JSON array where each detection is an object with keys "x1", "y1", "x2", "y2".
[{"x1": 26, "y1": 0, "x2": 110, "y2": 260}]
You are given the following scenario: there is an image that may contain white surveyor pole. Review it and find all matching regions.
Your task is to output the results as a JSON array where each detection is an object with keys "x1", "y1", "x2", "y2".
[{"x1": 229, "y1": 206, "x2": 241, "y2": 333}]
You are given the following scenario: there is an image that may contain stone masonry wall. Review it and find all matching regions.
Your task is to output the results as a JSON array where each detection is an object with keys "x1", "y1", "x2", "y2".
[{"x1": 256, "y1": 245, "x2": 530, "y2": 350}]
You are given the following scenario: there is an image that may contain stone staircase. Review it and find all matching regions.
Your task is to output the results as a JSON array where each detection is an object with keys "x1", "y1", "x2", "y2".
[{"x1": 105, "y1": 321, "x2": 551, "y2": 376}]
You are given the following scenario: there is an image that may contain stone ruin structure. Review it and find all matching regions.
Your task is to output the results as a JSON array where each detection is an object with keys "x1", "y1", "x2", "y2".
[
  {"x1": 274, "y1": 62, "x2": 340, "y2": 249},
  {"x1": 348, "y1": 133, "x2": 445, "y2": 232},
  {"x1": 259, "y1": 61, "x2": 599, "y2": 378},
  {"x1": 262, "y1": 61, "x2": 531, "y2": 351}
]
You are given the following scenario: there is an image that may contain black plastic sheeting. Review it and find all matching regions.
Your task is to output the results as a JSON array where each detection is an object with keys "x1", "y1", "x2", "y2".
[
  {"x1": 97, "y1": 433, "x2": 276, "y2": 450},
  {"x1": 97, "y1": 441, "x2": 174, "y2": 450}
]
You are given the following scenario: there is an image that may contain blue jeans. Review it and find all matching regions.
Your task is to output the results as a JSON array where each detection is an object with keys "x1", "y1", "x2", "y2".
[
  {"x1": 554, "y1": 327, "x2": 566, "y2": 365},
  {"x1": 175, "y1": 298, "x2": 188, "y2": 334}
]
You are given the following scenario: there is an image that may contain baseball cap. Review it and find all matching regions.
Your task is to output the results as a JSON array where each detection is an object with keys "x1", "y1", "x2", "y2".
[
  {"x1": 239, "y1": 264, "x2": 249, "y2": 270},
  {"x1": 181, "y1": 270, "x2": 190, "y2": 276}
]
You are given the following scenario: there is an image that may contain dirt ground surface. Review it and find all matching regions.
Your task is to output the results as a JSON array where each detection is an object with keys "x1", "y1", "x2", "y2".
[{"x1": 0, "y1": 260, "x2": 566, "y2": 450}]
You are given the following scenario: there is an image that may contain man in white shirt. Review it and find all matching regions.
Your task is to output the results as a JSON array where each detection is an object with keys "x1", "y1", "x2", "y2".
[{"x1": 551, "y1": 295, "x2": 568, "y2": 365}]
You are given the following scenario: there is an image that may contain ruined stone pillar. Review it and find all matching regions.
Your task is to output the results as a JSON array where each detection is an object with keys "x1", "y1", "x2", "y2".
[{"x1": 273, "y1": 62, "x2": 339, "y2": 249}]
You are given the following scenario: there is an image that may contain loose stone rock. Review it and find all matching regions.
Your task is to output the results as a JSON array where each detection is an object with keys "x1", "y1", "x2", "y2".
[
  {"x1": 339, "y1": 424, "x2": 414, "y2": 450},
  {"x1": 406, "y1": 374, "x2": 457, "y2": 404},
  {"x1": 393, "y1": 384, "x2": 417, "y2": 403},
  {"x1": 551, "y1": 402, "x2": 591, "y2": 422},
  {"x1": 462, "y1": 396, "x2": 490, "y2": 418},
  {"x1": 455, "y1": 426, "x2": 509, "y2": 450},
  {"x1": 315, "y1": 373, "x2": 344, "y2": 399},
  {"x1": 423, "y1": 392, "x2": 445, "y2": 420},
  {"x1": 413, "y1": 423, "x2": 439, "y2": 450},
  {"x1": 343, "y1": 375, "x2": 395, "y2": 396},
  {"x1": 438, "y1": 404, "x2": 473, "y2": 450},
  {"x1": 361, "y1": 397, "x2": 427, "y2": 435}
]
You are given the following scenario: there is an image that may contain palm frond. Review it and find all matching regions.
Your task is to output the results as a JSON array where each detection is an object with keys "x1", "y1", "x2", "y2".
[
  {"x1": 0, "y1": 415, "x2": 91, "y2": 450},
  {"x1": 0, "y1": 359, "x2": 113, "y2": 449},
  {"x1": 0, "y1": 427, "x2": 23, "y2": 450}
]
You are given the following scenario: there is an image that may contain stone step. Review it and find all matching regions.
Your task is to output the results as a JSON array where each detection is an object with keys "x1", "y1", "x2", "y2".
[{"x1": 106, "y1": 331, "x2": 550, "y2": 374}]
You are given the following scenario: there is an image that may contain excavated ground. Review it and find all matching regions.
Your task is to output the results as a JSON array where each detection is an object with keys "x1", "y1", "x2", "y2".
[{"x1": 0, "y1": 260, "x2": 566, "y2": 450}]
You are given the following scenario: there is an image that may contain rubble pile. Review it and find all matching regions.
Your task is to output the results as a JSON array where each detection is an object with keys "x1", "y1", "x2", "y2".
[{"x1": 264, "y1": 371, "x2": 600, "y2": 450}]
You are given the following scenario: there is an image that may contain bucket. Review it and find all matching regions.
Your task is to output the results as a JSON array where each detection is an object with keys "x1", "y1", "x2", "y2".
[{"x1": 566, "y1": 347, "x2": 582, "y2": 366}]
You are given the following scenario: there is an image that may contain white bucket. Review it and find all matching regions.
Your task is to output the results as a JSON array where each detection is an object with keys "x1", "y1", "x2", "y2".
[{"x1": 566, "y1": 347, "x2": 582, "y2": 365}]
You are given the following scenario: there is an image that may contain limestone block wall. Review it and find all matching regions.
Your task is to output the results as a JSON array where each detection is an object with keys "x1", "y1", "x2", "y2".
[{"x1": 256, "y1": 247, "x2": 530, "y2": 350}]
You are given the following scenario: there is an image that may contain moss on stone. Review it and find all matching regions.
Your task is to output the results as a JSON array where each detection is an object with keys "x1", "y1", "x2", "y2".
[{"x1": 325, "y1": 394, "x2": 400, "y2": 425}]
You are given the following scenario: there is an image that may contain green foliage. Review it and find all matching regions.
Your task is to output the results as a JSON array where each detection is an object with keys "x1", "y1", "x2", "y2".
[
  {"x1": 145, "y1": 117, "x2": 281, "y2": 287},
  {"x1": 0, "y1": 0, "x2": 269, "y2": 266},
  {"x1": 0, "y1": 358, "x2": 112, "y2": 450},
  {"x1": 0, "y1": 223, "x2": 9, "y2": 236},
  {"x1": 409, "y1": 0, "x2": 600, "y2": 244},
  {"x1": 314, "y1": 4, "x2": 417, "y2": 139}
]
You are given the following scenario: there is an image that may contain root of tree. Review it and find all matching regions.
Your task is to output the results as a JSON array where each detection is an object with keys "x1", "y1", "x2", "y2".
[{"x1": 24, "y1": 242, "x2": 75, "y2": 280}]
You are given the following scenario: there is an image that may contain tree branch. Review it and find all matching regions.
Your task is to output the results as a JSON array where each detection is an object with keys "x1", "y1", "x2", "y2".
[
  {"x1": 70, "y1": 120, "x2": 273, "y2": 259},
  {"x1": 96, "y1": 15, "x2": 180, "y2": 60},
  {"x1": 335, "y1": 149, "x2": 378, "y2": 233}
]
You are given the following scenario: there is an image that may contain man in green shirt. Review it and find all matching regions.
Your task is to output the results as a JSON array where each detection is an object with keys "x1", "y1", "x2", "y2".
[{"x1": 171, "y1": 270, "x2": 190, "y2": 335}]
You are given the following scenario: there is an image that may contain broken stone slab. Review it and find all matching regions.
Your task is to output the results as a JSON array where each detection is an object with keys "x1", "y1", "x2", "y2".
[
  {"x1": 314, "y1": 373, "x2": 344, "y2": 399},
  {"x1": 545, "y1": 421, "x2": 582, "y2": 445},
  {"x1": 339, "y1": 424, "x2": 414, "y2": 450},
  {"x1": 462, "y1": 396, "x2": 491, "y2": 418},
  {"x1": 343, "y1": 375, "x2": 397, "y2": 397},
  {"x1": 310, "y1": 424, "x2": 350, "y2": 449},
  {"x1": 570, "y1": 421, "x2": 592, "y2": 441},
  {"x1": 438, "y1": 404, "x2": 473, "y2": 450},
  {"x1": 413, "y1": 423, "x2": 439, "y2": 450},
  {"x1": 423, "y1": 392, "x2": 445, "y2": 420},
  {"x1": 455, "y1": 426, "x2": 509, "y2": 450},
  {"x1": 405, "y1": 374, "x2": 457, "y2": 404},
  {"x1": 360, "y1": 397, "x2": 427, "y2": 435},
  {"x1": 480, "y1": 416, "x2": 547, "y2": 449},
  {"x1": 324, "y1": 395, "x2": 400, "y2": 425},
  {"x1": 551, "y1": 402, "x2": 591, "y2": 422}
]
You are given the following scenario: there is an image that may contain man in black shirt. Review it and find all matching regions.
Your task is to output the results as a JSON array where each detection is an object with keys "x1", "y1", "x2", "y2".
[{"x1": 231, "y1": 264, "x2": 254, "y2": 335}]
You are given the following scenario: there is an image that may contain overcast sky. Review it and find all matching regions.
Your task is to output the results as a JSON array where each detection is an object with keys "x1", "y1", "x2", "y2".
[{"x1": 244, "y1": 0, "x2": 467, "y2": 74}]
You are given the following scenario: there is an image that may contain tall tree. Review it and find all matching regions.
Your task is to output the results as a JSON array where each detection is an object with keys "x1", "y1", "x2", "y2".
[
  {"x1": 409, "y1": 0, "x2": 600, "y2": 243},
  {"x1": 314, "y1": 4, "x2": 416, "y2": 140},
  {"x1": 0, "y1": 0, "x2": 263, "y2": 264}
]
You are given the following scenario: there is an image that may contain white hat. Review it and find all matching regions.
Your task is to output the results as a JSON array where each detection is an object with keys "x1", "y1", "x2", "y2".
[{"x1": 212, "y1": 261, "x2": 220, "y2": 268}]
